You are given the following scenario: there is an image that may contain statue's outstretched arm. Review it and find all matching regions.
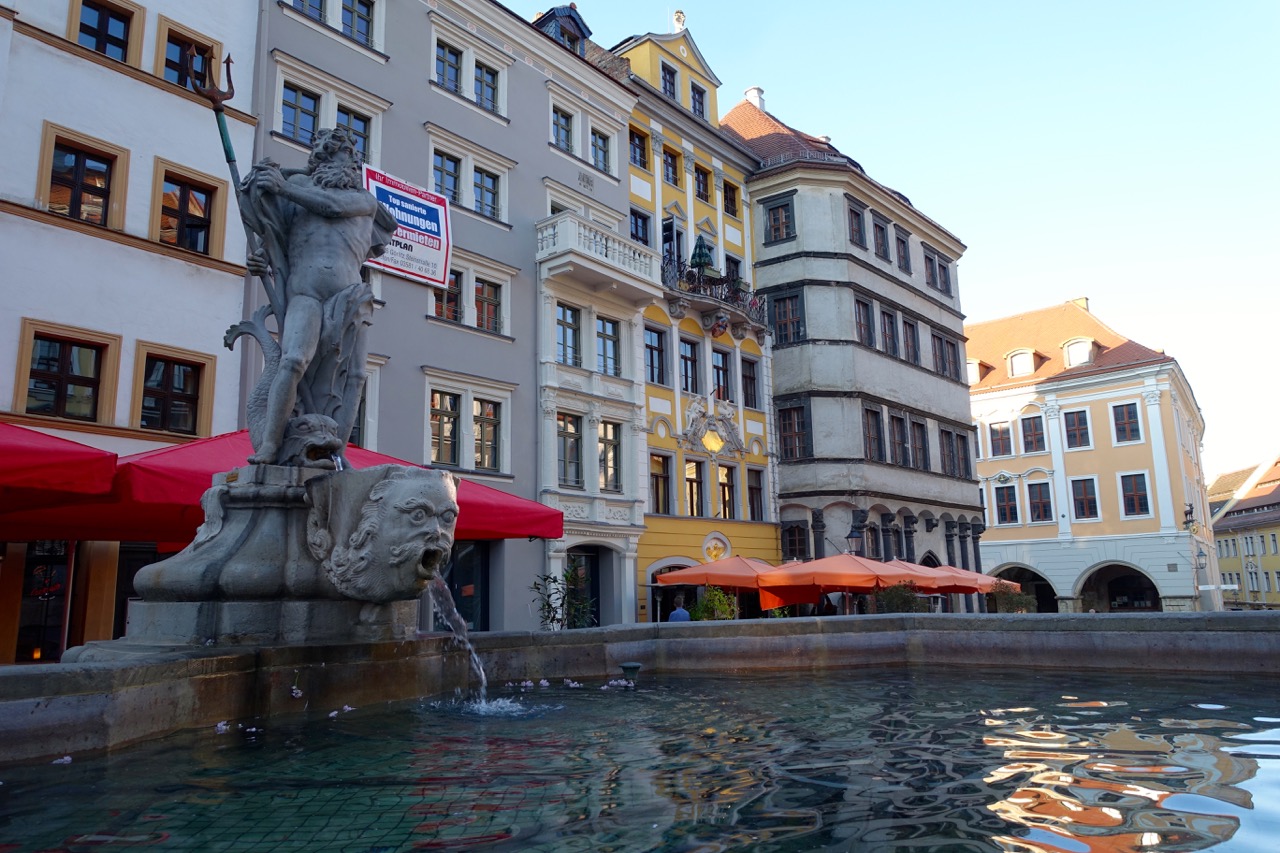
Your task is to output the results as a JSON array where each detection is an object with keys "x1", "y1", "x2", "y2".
[{"x1": 254, "y1": 168, "x2": 376, "y2": 219}]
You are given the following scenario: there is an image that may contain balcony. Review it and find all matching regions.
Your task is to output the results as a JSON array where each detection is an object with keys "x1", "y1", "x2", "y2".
[
  {"x1": 661, "y1": 256, "x2": 768, "y2": 329},
  {"x1": 535, "y1": 211, "x2": 661, "y2": 303}
]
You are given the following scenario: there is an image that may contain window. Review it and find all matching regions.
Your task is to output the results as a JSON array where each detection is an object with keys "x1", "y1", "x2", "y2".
[
  {"x1": 724, "y1": 183, "x2": 739, "y2": 217},
  {"x1": 599, "y1": 421, "x2": 622, "y2": 492},
  {"x1": 748, "y1": 469, "x2": 765, "y2": 521},
  {"x1": 1121, "y1": 473, "x2": 1150, "y2": 517},
  {"x1": 27, "y1": 335, "x2": 104, "y2": 421},
  {"x1": 679, "y1": 339, "x2": 700, "y2": 394},
  {"x1": 956, "y1": 433, "x2": 971, "y2": 478},
  {"x1": 292, "y1": 0, "x2": 323, "y2": 20},
  {"x1": 161, "y1": 25, "x2": 214, "y2": 92},
  {"x1": 872, "y1": 216, "x2": 891, "y2": 260},
  {"x1": 742, "y1": 359, "x2": 759, "y2": 409},
  {"x1": 282, "y1": 84, "x2": 320, "y2": 146},
  {"x1": 1071, "y1": 478, "x2": 1099, "y2": 520},
  {"x1": 766, "y1": 201, "x2": 795, "y2": 242},
  {"x1": 316, "y1": 108, "x2": 367, "y2": 158},
  {"x1": 1272, "y1": 533, "x2": 1278, "y2": 555},
  {"x1": 473, "y1": 168, "x2": 500, "y2": 219},
  {"x1": 717, "y1": 466, "x2": 736, "y2": 520},
  {"x1": 649, "y1": 455, "x2": 671, "y2": 514},
  {"x1": 855, "y1": 299, "x2": 875, "y2": 347},
  {"x1": 47, "y1": 143, "x2": 114, "y2": 227},
  {"x1": 474, "y1": 279, "x2": 501, "y2": 334},
  {"x1": 773, "y1": 295, "x2": 803, "y2": 344},
  {"x1": 895, "y1": 227, "x2": 911, "y2": 273},
  {"x1": 712, "y1": 349, "x2": 732, "y2": 400},
  {"x1": 629, "y1": 128, "x2": 649, "y2": 169},
  {"x1": 902, "y1": 321, "x2": 919, "y2": 365},
  {"x1": 556, "y1": 303, "x2": 581, "y2": 367},
  {"x1": 590, "y1": 130, "x2": 610, "y2": 171},
  {"x1": 779, "y1": 406, "x2": 807, "y2": 460},
  {"x1": 473, "y1": 398, "x2": 500, "y2": 471},
  {"x1": 661, "y1": 64, "x2": 677, "y2": 98},
  {"x1": 435, "y1": 42, "x2": 463, "y2": 93},
  {"x1": 684, "y1": 460, "x2": 705, "y2": 516},
  {"x1": 864, "y1": 408, "x2": 884, "y2": 462},
  {"x1": 430, "y1": 390, "x2": 461, "y2": 465},
  {"x1": 77, "y1": 0, "x2": 135, "y2": 62},
  {"x1": 1021, "y1": 416, "x2": 1046, "y2": 453},
  {"x1": 1113, "y1": 402, "x2": 1142, "y2": 443},
  {"x1": 645, "y1": 327, "x2": 667, "y2": 384},
  {"x1": 995, "y1": 485, "x2": 1019, "y2": 525},
  {"x1": 434, "y1": 270, "x2": 461, "y2": 322},
  {"x1": 932, "y1": 334, "x2": 960, "y2": 380},
  {"x1": 849, "y1": 203, "x2": 866, "y2": 247},
  {"x1": 989, "y1": 422, "x2": 1012, "y2": 457},
  {"x1": 629, "y1": 209, "x2": 651, "y2": 246},
  {"x1": 341, "y1": 0, "x2": 373, "y2": 45},
  {"x1": 939, "y1": 428, "x2": 958, "y2": 476},
  {"x1": 468, "y1": 61, "x2": 501, "y2": 112},
  {"x1": 695, "y1": 166, "x2": 711, "y2": 202},
  {"x1": 881, "y1": 312, "x2": 898, "y2": 357},
  {"x1": 432, "y1": 152, "x2": 462, "y2": 204},
  {"x1": 557, "y1": 413, "x2": 583, "y2": 487},
  {"x1": 156, "y1": 171, "x2": 214, "y2": 255},
  {"x1": 924, "y1": 247, "x2": 953, "y2": 294},
  {"x1": 662, "y1": 149, "x2": 680, "y2": 186},
  {"x1": 1064, "y1": 410, "x2": 1091, "y2": 448},
  {"x1": 690, "y1": 83, "x2": 706, "y2": 118},
  {"x1": 725, "y1": 255, "x2": 742, "y2": 282},
  {"x1": 782, "y1": 523, "x2": 810, "y2": 561},
  {"x1": 552, "y1": 108, "x2": 574, "y2": 152},
  {"x1": 890, "y1": 415, "x2": 909, "y2": 466},
  {"x1": 1009, "y1": 350, "x2": 1034, "y2": 377},
  {"x1": 597, "y1": 317, "x2": 621, "y2": 377},
  {"x1": 911, "y1": 421, "x2": 929, "y2": 470},
  {"x1": 1028, "y1": 482, "x2": 1053, "y2": 522}
]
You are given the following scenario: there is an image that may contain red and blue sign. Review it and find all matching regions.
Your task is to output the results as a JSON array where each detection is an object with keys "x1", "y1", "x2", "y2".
[{"x1": 362, "y1": 165, "x2": 451, "y2": 288}]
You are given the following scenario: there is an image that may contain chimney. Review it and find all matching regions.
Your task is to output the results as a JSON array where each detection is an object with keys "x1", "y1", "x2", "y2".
[
  {"x1": 817, "y1": 135, "x2": 831, "y2": 145},
  {"x1": 673, "y1": 10, "x2": 686, "y2": 31},
  {"x1": 1070, "y1": 297, "x2": 1090, "y2": 312},
  {"x1": 745, "y1": 86, "x2": 764, "y2": 110}
]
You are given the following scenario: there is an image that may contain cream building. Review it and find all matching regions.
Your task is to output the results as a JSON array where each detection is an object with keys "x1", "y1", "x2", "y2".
[
  {"x1": 967, "y1": 299, "x2": 1220, "y2": 612},
  {"x1": 1211, "y1": 458, "x2": 1280, "y2": 609}
]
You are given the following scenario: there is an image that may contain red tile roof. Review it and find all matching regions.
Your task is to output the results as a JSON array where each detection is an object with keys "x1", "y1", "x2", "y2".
[
  {"x1": 721, "y1": 99, "x2": 851, "y2": 168},
  {"x1": 964, "y1": 300, "x2": 1173, "y2": 393}
]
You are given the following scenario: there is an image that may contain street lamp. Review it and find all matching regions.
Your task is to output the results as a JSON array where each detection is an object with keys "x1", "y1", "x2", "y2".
[
  {"x1": 1195, "y1": 547, "x2": 1207, "y2": 572},
  {"x1": 845, "y1": 508, "x2": 869, "y2": 555}
]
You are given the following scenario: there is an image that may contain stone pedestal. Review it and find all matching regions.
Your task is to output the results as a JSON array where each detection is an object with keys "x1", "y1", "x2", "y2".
[{"x1": 122, "y1": 598, "x2": 419, "y2": 646}]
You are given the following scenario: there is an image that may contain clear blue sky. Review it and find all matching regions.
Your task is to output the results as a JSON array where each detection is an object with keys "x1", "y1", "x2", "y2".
[{"x1": 517, "y1": 1, "x2": 1279, "y2": 480}]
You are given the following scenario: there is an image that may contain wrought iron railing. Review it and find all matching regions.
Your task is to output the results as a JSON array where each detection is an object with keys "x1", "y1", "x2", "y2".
[{"x1": 661, "y1": 256, "x2": 768, "y2": 326}]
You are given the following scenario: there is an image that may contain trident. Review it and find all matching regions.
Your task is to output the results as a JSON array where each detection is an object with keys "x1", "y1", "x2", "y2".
[{"x1": 185, "y1": 47, "x2": 287, "y2": 325}]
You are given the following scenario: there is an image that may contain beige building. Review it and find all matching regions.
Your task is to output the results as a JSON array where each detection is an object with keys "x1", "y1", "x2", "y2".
[
  {"x1": 1210, "y1": 458, "x2": 1280, "y2": 609},
  {"x1": 967, "y1": 299, "x2": 1219, "y2": 612}
]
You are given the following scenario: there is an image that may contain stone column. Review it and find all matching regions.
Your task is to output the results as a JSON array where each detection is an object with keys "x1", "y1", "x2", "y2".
[
  {"x1": 944, "y1": 521, "x2": 957, "y2": 567},
  {"x1": 880, "y1": 513, "x2": 896, "y2": 562},
  {"x1": 958, "y1": 522, "x2": 973, "y2": 613},
  {"x1": 902, "y1": 515, "x2": 918, "y2": 562},
  {"x1": 970, "y1": 522, "x2": 987, "y2": 613},
  {"x1": 811, "y1": 508, "x2": 826, "y2": 560}
]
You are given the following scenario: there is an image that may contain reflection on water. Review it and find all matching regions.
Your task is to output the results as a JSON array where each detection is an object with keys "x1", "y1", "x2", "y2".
[{"x1": 0, "y1": 667, "x2": 1275, "y2": 852}]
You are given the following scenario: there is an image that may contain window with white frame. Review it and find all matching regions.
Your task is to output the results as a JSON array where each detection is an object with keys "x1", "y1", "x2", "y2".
[
  {"x1": 1070, "y1": 476, "x2": 1100, "y2": 521},
  {"x1": 424, "y1": 369, "x2": 516, "y2": 474},
  {"x1": 427, "y1": 248, "x2": 515, "y2": 334},
  {"x1": 994, "y1": 484, "x2": 1018, "y2": 525},
  {"x1": 1027, "y1": 481, "x2": 1053, "y2": 523},
  {"x1": 273, "y1": 52, "x2": 390, "y2": 165},
  {"x1": 1063, "y1": 408, "x2": 1092, "y2": 449},
  {"x1": 1111, "y1": 401, "x2": 1143, "y2": 444},
  {"x1": 546, "y1": 81, "x2": 621, "y2": 178},
  {"x1": 283, "y1": 0, "x2": 386, "y2": 54},
  {"x1": 428, "y1": 13, "x2": 512, "y2": 117},
  {"x1": 425, "y1": 123, "x2": 515, "y2": 225},
  {"x1": 1118, "y1": 471, "x2": 1151, "y2": 517}
]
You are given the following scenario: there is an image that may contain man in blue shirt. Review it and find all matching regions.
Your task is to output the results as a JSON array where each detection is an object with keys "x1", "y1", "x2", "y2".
[{"x1": 668, "y1": 594, "x2": 691, "y2": 622}]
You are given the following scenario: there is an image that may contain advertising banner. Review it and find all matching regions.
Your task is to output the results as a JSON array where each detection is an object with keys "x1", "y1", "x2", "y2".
[{"x1": 362, "y1": 165, "x2": 451, "y2": 287}]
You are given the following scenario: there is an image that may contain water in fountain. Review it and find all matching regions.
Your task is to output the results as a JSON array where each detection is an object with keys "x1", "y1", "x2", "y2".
[{"x1": 427, "y1": 574, "x2": 487, "y2": 702}]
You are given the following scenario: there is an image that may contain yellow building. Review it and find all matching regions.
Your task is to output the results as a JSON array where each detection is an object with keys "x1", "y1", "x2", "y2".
[
  {"x1": 594, "y1": 14, "x2": 778, "y2": 621},
  {"x1": 966, "y1": 299, "x2": 1219, "y2": 612},
  {"x1": 1211, "y1": 458, "x2": 1280, "y2": 609}
]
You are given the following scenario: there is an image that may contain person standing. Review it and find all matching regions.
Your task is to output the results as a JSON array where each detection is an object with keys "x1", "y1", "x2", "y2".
[{"x1": 668, "y1": 594, "x2": 691, "y2": 622}]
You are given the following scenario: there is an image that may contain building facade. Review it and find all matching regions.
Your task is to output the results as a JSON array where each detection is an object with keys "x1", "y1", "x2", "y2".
[
  {"x1": 721, "y1": 89, "x2": 982, "y2": 589},
  {"x1": 1211, "y1": 458, "x2": 1280, "y2": 609},
  {"x1": 592, "y1": 14, "x2": 778, "y2": 622},
  {"x1": 0, "y1": 0, "x2": 259, "y2": 662},
  {"x1": 966, "y1": 299, "x2": 1220, "y2": 612}
]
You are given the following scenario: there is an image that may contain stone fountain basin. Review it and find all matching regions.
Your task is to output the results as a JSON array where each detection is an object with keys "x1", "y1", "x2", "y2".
[{"x1": 2, "y1": 611, "x2": 1278, "y2": 764}]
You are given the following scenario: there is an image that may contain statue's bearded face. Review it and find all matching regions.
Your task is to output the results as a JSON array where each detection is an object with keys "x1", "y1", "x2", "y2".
[{"x1": 308, "y1": 128, "x2": 361, "y2": 189}]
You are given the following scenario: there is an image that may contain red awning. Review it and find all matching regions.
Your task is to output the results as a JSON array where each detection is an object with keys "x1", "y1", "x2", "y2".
[
  {"x1": 0, "y1": 422, "x2": 117, "y2": 512},
  {"x1": 0, "y1": 429, "x2": 561, "y2": 543}
]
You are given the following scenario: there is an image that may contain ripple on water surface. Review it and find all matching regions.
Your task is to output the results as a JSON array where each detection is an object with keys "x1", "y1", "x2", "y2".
[{"x1": 0, "y1": 666, "x2": 1276, "y2": 852}]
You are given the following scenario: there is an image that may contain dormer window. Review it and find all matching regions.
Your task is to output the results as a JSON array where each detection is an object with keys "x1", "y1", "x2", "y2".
[
  {"x1": 966, "y1": 359, "x2": 992, "y2": 385},
  {"x1": 1063, "y1": 338, "x2": 1095, "y2": 368},
  {"x1": 559, "y1": 29, "x2": 580, "y2": 54},
  {"x1": 1008, "y1": 349, "x2": 1035, "y2": 377}
]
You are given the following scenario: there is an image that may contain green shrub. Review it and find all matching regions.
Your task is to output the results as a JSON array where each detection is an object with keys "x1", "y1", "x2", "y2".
[
  {"x1": 990, "y1": 580, "x2": 1037, "y2": 613},
  {"x1": 875, "y1": 581, "x2": 929, "y2": 613},
  {"x1": 530, "y1": 567, "x2": 596, "y2": 630},
  {"x1": 690, "y1": 585, "x2": 739, "y2": 621}
]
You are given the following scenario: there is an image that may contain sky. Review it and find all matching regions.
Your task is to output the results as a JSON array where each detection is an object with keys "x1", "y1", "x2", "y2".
[{"x1": 515, "y1": 0, "x2": 1279, "y2": 481}]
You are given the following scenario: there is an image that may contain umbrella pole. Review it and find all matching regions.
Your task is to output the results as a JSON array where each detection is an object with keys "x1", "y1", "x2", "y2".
[{"x1": 59, "y1": 539, "x2": 77, "y2": 659}]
